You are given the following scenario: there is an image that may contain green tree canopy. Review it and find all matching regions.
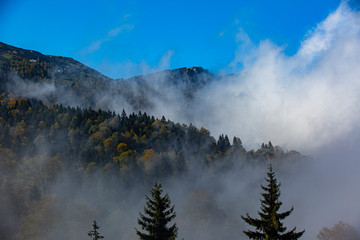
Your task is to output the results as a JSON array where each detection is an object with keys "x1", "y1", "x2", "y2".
[
  {"x1": 136, "y1": 182, "x2": 178, "y2": 240},
  {"x1": 242, "y1": 165, "x2": 304, "y2": 240}
]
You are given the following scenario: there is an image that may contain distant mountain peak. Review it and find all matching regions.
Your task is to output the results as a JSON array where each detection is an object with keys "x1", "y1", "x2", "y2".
[{"x1": 188, "y1": 66, "x2": 207, "y2": 72}]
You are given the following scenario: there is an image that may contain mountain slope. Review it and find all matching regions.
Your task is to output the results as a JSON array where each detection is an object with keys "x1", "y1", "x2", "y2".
[
  {"x1": 0, "y1": 42, "x2": 215, "y2": 112},
  {"x1": 0, "y1": 41, "x2": 111, "y2": 81}
]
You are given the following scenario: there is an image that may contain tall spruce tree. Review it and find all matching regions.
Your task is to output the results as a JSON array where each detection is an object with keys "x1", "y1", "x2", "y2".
[
  {"x1": 88, "y1": 220, "x2": 104, "y2": 240},
  {"x1": 242, "y1": 165, "x2": 304, "y2": 240},
  {"x1": 136, "y1": 182, "x2": 178, "y2": 240}
]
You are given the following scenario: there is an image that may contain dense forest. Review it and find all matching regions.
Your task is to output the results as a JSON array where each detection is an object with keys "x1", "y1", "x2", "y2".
[{"x1": 0, "y1": 92, "x2": 301, "y2": 186}]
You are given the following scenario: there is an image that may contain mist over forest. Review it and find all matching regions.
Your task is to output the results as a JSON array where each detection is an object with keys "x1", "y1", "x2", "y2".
[{"x1": 1, "y1": 1, "x2": 360, "y2": 240}]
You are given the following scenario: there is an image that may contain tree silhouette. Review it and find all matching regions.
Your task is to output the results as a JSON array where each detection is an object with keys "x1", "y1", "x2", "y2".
[
  {"x1": 88, "y1": 220, "x2": 104, "y2": 240},
  {"x1": 242, "y1": 165, "x2": 304, "y2": 240},
  {"x1": 136, "y1": 182, "x2": 178, "y2": 240}
]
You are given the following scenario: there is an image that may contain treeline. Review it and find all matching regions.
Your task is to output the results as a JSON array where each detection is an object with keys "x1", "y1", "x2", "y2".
[{"x1": 0, "y1": 93, "x2": 301, "y2": 179}]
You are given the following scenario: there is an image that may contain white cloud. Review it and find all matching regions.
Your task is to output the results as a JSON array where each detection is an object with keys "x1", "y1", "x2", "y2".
[
  {"x1": 98, "y1": 49, "x2": 174, "y2": 79},
  {"x1": 189, "y1": 1, "x2": 360, "y2": 152},
  {"x1": 299, "y1": 1, "x2": 360, "y2": 59},
  {"x1": 83, "y1": 24, "x2": 134, "y2": 54},
  {"x1": 107, "y1": 24, "x2": 134, "y2": 38},
  {"x1": 158, "y1": 50, "x2": 174, "y2": 70},
  {"x1": 86, "y1": 40, "x2": 102, "y2": 53}
]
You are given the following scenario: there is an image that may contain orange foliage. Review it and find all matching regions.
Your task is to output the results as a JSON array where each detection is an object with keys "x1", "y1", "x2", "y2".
[{"x1": 318, "y1": 222, "x2": 360, "y2": 240}]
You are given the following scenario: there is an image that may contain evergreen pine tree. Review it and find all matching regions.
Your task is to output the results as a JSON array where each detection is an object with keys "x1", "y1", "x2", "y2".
[
  {"x1": 224, "y1": 135, "x2": 231, "y2": 151},
  {"x1": 268, "y1": 141, "x2": 274, "y2": 151},
  {"x1": 242, "y1": 165, "x2": 304, "y2": 240},
  {"x1": 136, "y1": 182, "x2": 178, "y2": 240},
  {"x1": 88, "y1": 220, "x2": 104, "y2": 240}
]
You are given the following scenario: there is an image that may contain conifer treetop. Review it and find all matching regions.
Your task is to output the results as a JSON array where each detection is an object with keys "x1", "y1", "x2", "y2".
[
  {"x1": 88, "y1": 220, "x2": 104, "y2": 240},
  {"x1": 136, "y1": 182, "x2": 178, "y2": 240},
  {"x1": 242, "y1": 165, "x2": 304, "y2": 240}
]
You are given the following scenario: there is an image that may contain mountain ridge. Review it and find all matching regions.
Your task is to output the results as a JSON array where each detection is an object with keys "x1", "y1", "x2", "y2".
[
  {"x1": 0, "y1": 42, "x2": 215, "y2": 112},
  {"x1": 0, "y1": 41, "x2": 212, "y2": 84}
]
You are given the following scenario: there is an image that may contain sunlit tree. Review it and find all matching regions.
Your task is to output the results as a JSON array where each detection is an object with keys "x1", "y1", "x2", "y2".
[{"x1": 242, "y1": 165, "x2": 304, "y2": 240}]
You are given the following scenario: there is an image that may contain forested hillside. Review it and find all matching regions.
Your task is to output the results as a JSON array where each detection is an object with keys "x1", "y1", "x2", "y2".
[
  {"x1": 0, "y1": 43, "x2": 305, "y2": 240},
  {"x1": 0, "y1": 93, "x2": 300, "y2": 178}
]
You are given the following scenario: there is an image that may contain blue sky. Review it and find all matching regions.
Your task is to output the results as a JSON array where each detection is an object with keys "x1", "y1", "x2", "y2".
[{"x1": 0, "y1": 0, "x2": 346, "y2": 78}]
